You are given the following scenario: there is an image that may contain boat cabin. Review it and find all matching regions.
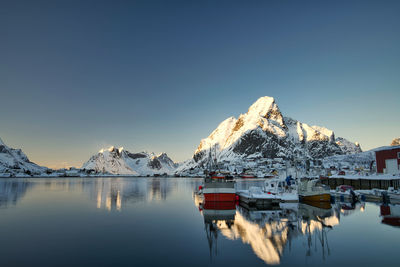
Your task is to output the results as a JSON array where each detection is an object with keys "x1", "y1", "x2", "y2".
[{"x1": 264, "y1": 179, "x2": 296, "y2": 194}]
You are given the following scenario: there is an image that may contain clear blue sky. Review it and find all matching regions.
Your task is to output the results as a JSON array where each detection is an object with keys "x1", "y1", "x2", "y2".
[{"x1": 1, "y1": 0, "x2": 399, "y2": 168}]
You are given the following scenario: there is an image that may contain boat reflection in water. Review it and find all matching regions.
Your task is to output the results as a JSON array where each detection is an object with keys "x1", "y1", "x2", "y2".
[
  {"x1": 201, "y1": 201, "x2": 237, "y2": 259},
  {"x1": 194, "y1": 192, "x2": 237, "y2": 258},
  {"x1": 380, "y1": 204, "x2": 400, "y2": 227},
  {"x1": 195, "y1": 195, "x2": 347, "y2": 265}
]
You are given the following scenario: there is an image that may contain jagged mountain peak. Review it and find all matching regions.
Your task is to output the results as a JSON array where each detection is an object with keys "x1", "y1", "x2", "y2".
[
  {"x1": 82, "y1": 146, "x2": 176, "y2": 175},
  {"x1": 179, "y1": 96, "x2": 363, "y2": 174},
  {"x1": 242, "y1": 96, "x2": 285, "y2": 128},
  {"x1": 249, "y1": 97, "x2": 283, "y2": 124},
  {"x1": 156, "y1": 152, "x2": 172, "y2": 160},
  {"x1": 247, "y1": 96, "x2": 276, "y2": 116},
  {"x1": 195, "y1": 97, "x2": 286, "y2": 156},
  {"x1": 99, "y1": 146, "x2": 124, "y2": 154}
]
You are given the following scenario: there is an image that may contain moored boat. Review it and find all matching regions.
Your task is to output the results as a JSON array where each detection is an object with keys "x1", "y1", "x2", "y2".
[
  {"x1": 356, "y1": 189, "x2": 384, "y2": 202},
  {"x1": 210, "y1": 171, "x2": 226, "y2": 179},
  {"x1": 202, "y1": 148, "x2": 236, "y2": 202},
  {"x1": 236, "y1": 186, "x2": 277, "y2": 206},
  {"x1": 203, "y1": 174, "x2": 236, "y2": 202},
  {"x1": 237, "y1": 177, "x2": 299, "y2": 206},
  {"x1": 298, "y1": 179, "x2": 331, "y2": 202},
  {"x1": 263, "y1": 178, "x2": 299, "y2": 203}
]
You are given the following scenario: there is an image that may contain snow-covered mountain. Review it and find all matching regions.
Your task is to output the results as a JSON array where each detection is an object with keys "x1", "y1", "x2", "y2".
[
  {"x1": 391, "y1": 137, "x2": 400, "y2": 146},
  {"x1": 0, "y1": 137, "x2": 47, "y2": 176},
  {"x1": 81, "y1": 146, "x2": 177, "y2": 176},
  {"x1": 177, "y1": 96, "x2": 361, "y2": 174}
]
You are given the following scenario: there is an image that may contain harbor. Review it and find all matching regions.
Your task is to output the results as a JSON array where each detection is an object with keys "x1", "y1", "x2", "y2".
[
  {"x1": 1, "y1": 1, "x2": 399, "y2": 266},
  {"x1": 193, "y1": 176, "x2": 400, "y2": 266},
  {"x1": 197, "y1": 171, "x2": 400, "y2": 209}
]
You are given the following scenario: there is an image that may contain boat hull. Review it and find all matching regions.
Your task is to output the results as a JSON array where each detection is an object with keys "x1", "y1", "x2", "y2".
[
  {"x1": 211, "y1": 175, "x2": 225, "y2": 179},
  {"x1": 241, "y1": 175, "x2": 255, "y2": 179},
  {"x1": 299, "y1": 193, "x2": 331, "y2": 202},
  {"x1": 237, "y1": 193, "x2": 277, "y2": 207},
  {"x1": 203, "y1": 201, "x2": 236, "y2": 210},
  {"x1": 204, "y1": 193, "x2": 236, "y2": 202}
]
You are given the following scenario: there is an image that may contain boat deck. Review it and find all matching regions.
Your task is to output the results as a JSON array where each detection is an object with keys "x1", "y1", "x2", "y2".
[{"x1": 237, "y1": 191, "x2": 280, "y2": 207}]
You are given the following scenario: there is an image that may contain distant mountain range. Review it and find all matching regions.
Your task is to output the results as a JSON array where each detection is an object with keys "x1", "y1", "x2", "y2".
[
  {"x1": 82, "y1": 146, "x2": 177, "y2": 176},
  {"x1": 3, "y1": 96, "x2": 394, "y2": 177},
  {"x1": 177, "y1": 96, "x2": 361, "y2": 174}
]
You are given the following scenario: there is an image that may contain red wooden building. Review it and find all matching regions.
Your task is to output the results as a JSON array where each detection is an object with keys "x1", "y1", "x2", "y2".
[{"x1": 375, "y1": 146, "x2": 400, "y2": 174}]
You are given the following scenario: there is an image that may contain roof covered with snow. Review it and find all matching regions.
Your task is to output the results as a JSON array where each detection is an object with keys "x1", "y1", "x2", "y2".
[{"x1": 374, "y1": 145, "x2": 400, "y2": 152}]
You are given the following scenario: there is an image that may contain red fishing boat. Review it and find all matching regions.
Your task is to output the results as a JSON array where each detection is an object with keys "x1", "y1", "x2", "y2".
[
  {"x1": 203, "y1": 174, "x2": 236, "y2": 202},
  {"x1": 202, "y1": 148, "x2": 236, "y2": 202}
]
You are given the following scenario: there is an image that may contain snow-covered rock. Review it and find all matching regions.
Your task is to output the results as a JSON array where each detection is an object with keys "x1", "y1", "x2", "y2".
[
  {"x1": 81, "y1": 146, "x2": 177, "y2": 176},
  {"x1": 322, "y1": 150, "x2": 375, "y2": 170},
  {"x1": 391, "y1": 137, "x2": 400, "y2": 146},
  {"x1": 178, "y1": 96, "x2": 361, "y2": 174},
  {"x1": 335, "y1": 137, "x2": 362, "y2": 154},
  {"x1": 0, "y1": 137, "x2": 47, "y2": 176}
]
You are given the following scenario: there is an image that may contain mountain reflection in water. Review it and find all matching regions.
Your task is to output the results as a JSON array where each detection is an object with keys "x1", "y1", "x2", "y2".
[
  {"x1": 0, "y1": 178, "x2": 178, "y2": 211},
  {"x1": 196, "y1": 192, "x2": 367, "y2": 265},
  {"x1": 0, "y1": 179, "x2": 33, "y2": 208}
]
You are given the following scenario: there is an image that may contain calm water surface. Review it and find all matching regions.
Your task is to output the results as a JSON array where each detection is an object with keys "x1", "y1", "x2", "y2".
[{"x1": 0, "y1": 177, "x2": 399, "y2": 267}]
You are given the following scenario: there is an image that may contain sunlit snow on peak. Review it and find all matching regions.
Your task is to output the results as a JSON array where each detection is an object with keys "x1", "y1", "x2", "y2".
[{"x1": 247, "y1": 96, "x2": 275, "y2": 117}]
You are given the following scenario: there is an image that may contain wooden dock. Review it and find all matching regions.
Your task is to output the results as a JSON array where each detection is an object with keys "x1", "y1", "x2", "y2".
[{"x1": 321, "y1": 177, "x2": 400, "y2": 190}]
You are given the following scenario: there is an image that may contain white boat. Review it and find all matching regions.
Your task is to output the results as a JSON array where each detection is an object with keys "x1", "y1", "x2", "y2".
[
  {"x1": 237, "y1": 178, "x2": 298, "y2": 204},
  {"x1": 355, "y1": 189, "x2": 383, "y2": 202},
  {"x1": 236, "y1": 186, "x2": 278, "y2": 206},
  {"x1": 263, "y1": 178, "x2": 299, "y2": 203}
]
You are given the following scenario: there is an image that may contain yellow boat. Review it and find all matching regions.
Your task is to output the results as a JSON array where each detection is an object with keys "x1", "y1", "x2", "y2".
[{"x1": 299, "y1": 179, "x2": 331, "y2": 203}]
